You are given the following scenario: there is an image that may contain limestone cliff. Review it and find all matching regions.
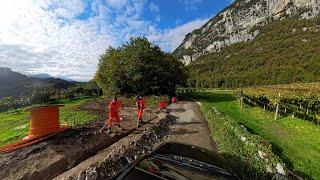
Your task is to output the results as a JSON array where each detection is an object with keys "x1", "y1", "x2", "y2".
[{"x1": 173, "y1": 0, "x2": 320, "y2": 64}]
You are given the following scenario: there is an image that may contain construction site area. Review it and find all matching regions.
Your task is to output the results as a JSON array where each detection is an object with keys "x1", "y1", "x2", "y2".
[{"x1": 0, "y1": 98, "x2": 215, "y2": 180}]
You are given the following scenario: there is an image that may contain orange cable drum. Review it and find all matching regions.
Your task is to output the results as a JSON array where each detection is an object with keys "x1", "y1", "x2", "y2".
[
  {"x1": 0, "y1": 105, "x2": 69, "y2": 153},
  {"x1": 28, "y1": 106, "x2": 61, "y2": 138}
]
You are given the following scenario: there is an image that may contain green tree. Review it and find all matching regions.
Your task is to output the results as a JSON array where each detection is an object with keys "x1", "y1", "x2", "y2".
[{"x1": 95, "y1": 37, "x2": 186, "y2": 95}]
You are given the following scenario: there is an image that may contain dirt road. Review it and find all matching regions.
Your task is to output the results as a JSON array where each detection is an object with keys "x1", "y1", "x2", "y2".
[{"x1": 163, "y1": 101, "x2": 216, "y2": 150}]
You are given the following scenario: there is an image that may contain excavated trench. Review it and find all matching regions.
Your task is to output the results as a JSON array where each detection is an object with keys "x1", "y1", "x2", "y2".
[
  {"x1": 0, "y1": 119, "x2": 133, "y2": 180},
  {"x1": 54, "y1": 113, "x2": 176, "y2": 180}
]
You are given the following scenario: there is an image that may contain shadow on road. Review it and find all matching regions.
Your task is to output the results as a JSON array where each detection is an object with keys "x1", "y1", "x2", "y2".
[
  {"x1": 169, "y1": 128, "x2": 198, "y2": 135},
  {"x1": 166, "y1": 108, "x2": 186, "y2": 113},
  {"x1": 175, "y1": 121, "x2": 203, "y2": 125}
]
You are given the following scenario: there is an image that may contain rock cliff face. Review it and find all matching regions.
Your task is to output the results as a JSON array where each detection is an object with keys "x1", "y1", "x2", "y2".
[{"x1": 173, "y1": 0, "x2": 320, "y2": 64}]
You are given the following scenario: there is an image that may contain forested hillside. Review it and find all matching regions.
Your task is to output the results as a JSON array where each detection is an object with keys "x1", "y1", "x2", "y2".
[
  {"x1": 0, "y1": 67, "x2": 74, "y2": 99},
  {"x1": 0, "y1": 67, "x2": 102, "y2": 112},
  {"x1": 187, "y1": 17, "x2": 320, "y2": 88}
]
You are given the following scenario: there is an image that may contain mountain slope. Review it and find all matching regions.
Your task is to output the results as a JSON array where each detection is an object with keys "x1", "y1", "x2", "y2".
[
  {"x1": 0, "y1": 67, "x2": 75, "y2": 99},
  {"x1": 187, "y1": 16, "x2": 320, "y2": 88},
  {"x1": 27, "y1": 73, "x2": 53, "y2": 79},
  {"x1": 173, "y1": 0, "x2": 320, "y2": 64}
]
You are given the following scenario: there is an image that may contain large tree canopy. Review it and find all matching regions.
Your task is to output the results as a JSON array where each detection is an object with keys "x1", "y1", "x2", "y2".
[{"x1": 94, "y1": 37, "x2": 186, "y2": 95}]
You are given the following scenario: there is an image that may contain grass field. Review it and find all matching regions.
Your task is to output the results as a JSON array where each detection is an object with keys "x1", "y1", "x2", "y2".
[
  {"x1": 188, "y1": 90, "x2": 320, "y2": 180},
  {"x1": 0, "y1": 98, "x2": 98, "y2": 146}
]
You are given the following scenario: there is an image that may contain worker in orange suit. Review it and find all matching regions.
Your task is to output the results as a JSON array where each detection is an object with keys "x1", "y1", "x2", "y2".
[
  {"x1": 136, "y1": 96, "x2": 145, "y2": 127},
  {"x1": 106, "y1": 97, "x2": 123, "y2": 130},
  {"x1": 171, "y1": 96, "x2": 177, "y2": 103}
]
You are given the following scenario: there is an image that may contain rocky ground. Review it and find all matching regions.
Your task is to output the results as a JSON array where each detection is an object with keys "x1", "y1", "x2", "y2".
[{"x1": 0, "y1": 101, "x2": 214, "y2": 180}]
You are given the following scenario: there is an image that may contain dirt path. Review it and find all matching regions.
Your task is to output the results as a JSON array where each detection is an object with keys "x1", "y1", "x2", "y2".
[{"x1": 163, "y1": 101, "x2": 216, "y2": 150}]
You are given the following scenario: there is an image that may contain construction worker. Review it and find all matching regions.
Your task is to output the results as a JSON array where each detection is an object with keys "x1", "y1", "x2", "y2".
[
  {"x1": 104, "y1": 97, "x2": 122, "y2": 131},
  {"x1": 171, "y1": 96, "x2": 177, "y2": 103},
  {"x1": 136, "y1": 95, "x2": 145, "y2": 127}
]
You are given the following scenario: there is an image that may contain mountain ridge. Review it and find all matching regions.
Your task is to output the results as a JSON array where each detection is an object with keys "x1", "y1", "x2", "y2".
[{"x1": 27, "y1": 73, "x2": 53, "y2": 79}]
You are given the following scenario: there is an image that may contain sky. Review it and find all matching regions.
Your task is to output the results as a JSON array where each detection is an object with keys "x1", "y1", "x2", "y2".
[{"x1": 0, "y1": 0, "x2": 232, "y2": 81}]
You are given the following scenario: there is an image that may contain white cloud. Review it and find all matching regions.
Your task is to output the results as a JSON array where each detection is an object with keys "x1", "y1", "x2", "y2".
[
  {"x1": 106, "y1": 0, "x2": 128, "y2": 9},
  {"x1": 0, "y1": 0, "x2": 150, "y2": 81},
  {"x1": 149, "y1": 2, "x2": 159, "y2": 13},
  {"x1": 179, "y1": 0, "x2": 203, "y2": 11},
  {"x1": 179, "y1": 0, "x2": 203, "y2": 5},
  {"x1": 148, "y1": 18, "x2": 208, "y2": 52},
  {"x1": 0, "y1": 0, "x2": 210, "y2": 81},
  {"x1": 149, "y1": 2, "x2": 160, "y2": 22}
]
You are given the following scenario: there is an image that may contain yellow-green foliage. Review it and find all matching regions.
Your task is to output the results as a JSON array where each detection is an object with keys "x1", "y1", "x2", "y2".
[{"x1": 241, "y1": 82, "x2": 320, "y2": 101}]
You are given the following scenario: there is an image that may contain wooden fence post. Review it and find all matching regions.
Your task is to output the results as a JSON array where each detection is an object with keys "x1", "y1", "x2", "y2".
[
  {"x1": 275, "y1": 92, "x2": 281, "y2": 120},
  {"x1": 237, "y1": 88, "x2": 244, "y2": 109},
  {"x1": 240, "y1": 96, "x2": 243, "y2": 109}
]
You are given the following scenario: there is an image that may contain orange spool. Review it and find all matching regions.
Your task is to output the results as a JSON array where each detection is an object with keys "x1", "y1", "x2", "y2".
[
  {"x1": 25, "y1": 105, "x2": 65, "y2": 139},
  {"x1": 0, "y1": 105, "x2": 69, "y2": 153}
]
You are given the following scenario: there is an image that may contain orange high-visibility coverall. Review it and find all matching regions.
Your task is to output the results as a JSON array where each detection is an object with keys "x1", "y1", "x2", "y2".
[
  {"x1": 107, "y1": 100, "x2": 122, "y2": 127},
  {"x1": 171, "y1": 97, "x2": 177, "y2": 103},
  {"x1": 137, "y1": 98, "x2": 146, "y2": 121}
]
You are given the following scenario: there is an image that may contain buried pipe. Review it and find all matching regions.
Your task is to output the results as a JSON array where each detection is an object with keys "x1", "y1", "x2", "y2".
[{"x1": 0, "y1": 105, "x2": 69, "y2": 153}]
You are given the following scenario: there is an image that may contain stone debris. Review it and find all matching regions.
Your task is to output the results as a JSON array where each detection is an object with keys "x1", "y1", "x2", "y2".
[
  {"x1": 266, "y1": 165, "x2": 273, "y2": 173},
  {"x1": 86, "y1": 168, "x2": 98, "y2": 180},
  {"x1": 240, "y1": 136, "x2": 247, "y2": 142},
  {"x1": 276, "y1": 163, "x2": 286, "y2": 175},
  {"x1": 258, "y1": 150, "x2": 267, "y2": 159}
]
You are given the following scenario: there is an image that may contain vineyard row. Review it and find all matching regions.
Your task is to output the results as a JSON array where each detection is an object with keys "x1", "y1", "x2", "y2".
[{"x1": 240, "y1": 94, "x2": 320, "y2": 125}]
